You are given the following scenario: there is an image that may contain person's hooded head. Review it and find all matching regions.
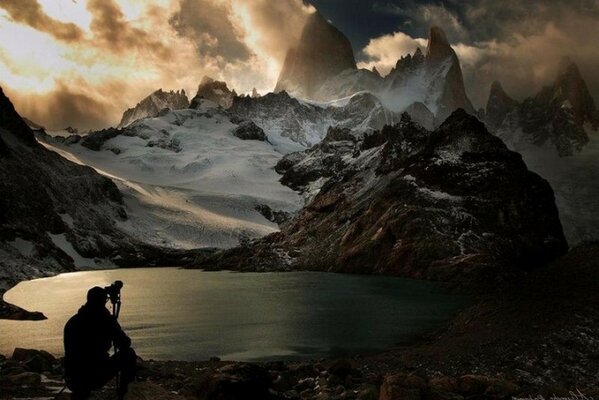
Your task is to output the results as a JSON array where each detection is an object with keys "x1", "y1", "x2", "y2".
[{"x1": 86, "y1": 286, "x2": 108, "y2": 309}]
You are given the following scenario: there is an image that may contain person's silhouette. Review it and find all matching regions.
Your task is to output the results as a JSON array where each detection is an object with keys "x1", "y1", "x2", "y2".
[{"x1": 64, "y1": 286, "x2": 136, "y2": 400}]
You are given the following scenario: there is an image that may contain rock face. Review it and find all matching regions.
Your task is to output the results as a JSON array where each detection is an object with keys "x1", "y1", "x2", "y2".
[
  {"x1": 487, "y1": 58, "x2": 599, "y2": 156},
  {"x1": 0, "y1": 87, "x2": 201, "y2": 305},
  {"x1": 275, "y1": 11, "x2": 357, "y2": 99},
  {"x1": 232, "y1": 121, "x2": 267, "y2": 141},
  {"x1": 190, "y1": 76, "x2": 237, "y2": 109},
  {"x1": 119, "y1": 89, "x2": 189, "y2": 128},
  {"x1": 195, "y1": 111, "x2": 567, "y2": 284}
]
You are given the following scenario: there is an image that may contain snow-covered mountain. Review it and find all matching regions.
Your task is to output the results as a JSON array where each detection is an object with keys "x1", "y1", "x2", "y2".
[
  {"x1": 42, "y1": 99, "x2": 302, "y2": 249},
  {"x1": 119, "y1": 89, "x2": 189, "y2": 128}
]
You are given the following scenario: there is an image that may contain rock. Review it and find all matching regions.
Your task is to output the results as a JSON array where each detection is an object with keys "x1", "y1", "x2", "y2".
[
  {"x1": 428, "y1": 376, "x2": 458, "y2": 393},
  {"x1": 192, "y1": 363, "x2": 270, "y2": 400},
  {"x1": 232, "y1": 121, "x2": 267, "y2": 141},
  {"x1": 378, "y1": 373, "x2": 428, "y2": 400},
  {"x1": 11, "y1": 348, "x2": 55, "y2": 364},
  {"x1": 457, "y1": 375, "x2": 493, "y2": 394},
  {"x1": 275, "y1": 11, "x2": 356, "y2": 99},
  {"x1": 357, "y1": 383, "x2": 379, "y2": 400},
  {"x1": 2, "y1": 366, "x2": 27, "y2": 377},
  {"x1": 123, "y1": 381, "x2": 182, "y2": 400},
  {"x1": 80, "y1": 128, "x2": 121, "y2": 151},
  {"x1": 23, "y1": 354, "x2": 54, "y2": 373},
  {"x1": 8, "y1": 372, "x2": 41, "y2": 386},
  {"x1": 328, "y1": 360, "x2": 353, "y2": 379}
]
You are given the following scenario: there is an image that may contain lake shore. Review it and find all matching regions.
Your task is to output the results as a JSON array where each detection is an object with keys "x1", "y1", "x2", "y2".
[{"x1": 2, "y1": 243, "x2": 599, "y2": 399}]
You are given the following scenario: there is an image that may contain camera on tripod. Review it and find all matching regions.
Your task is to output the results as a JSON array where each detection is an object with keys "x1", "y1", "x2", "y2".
[{"x1": 105, "y1": 280, "x2": 123, "y2": 305}]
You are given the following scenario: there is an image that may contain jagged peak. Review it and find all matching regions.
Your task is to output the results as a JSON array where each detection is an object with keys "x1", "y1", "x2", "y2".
[{"x1": 425, "y1": 26, "x2": 455, "y2": 65}]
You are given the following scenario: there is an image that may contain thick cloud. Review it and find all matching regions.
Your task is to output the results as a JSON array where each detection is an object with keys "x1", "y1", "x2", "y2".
[
  {"x1": 4, "y1": 81, "x2": 121, "y2": 130},
  {"x1": 0, "y1": 0, "x2": 313, "y2": 130},
  {"x1": 364, "y1": 0, "x2": 599, "y2": 107},
  {"x1": 170, "y1": 0, "x2": 252, "y2": 63},
  {"x1": 0, "y1": 0, "x2": 84, "y2": 42}
]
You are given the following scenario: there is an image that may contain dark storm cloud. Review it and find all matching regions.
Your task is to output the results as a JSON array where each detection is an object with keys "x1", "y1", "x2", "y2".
[
  {"x1": 86, "y1": 0, "x2": 172, "y2": 59},
  {"x1": 0, "y1": 0, "x2": 84, "y2": 42},
  {"x1": 169, "y1": 0, "x2": 252, "y2": 63}
]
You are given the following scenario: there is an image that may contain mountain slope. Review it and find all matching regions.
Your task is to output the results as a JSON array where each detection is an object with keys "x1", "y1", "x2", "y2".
[
  {"x1": 40, "y1": 99, "x2": 303, "y2": 249},
  {"x1": 0, "y1": 87, "x2": 202, "y2": 313},
  {"x1": 194, "y1": 111, "x2": 567, "y2": 285}
]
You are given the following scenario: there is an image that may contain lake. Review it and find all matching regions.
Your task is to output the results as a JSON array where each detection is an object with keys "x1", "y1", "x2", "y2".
[{"x1": 0, "y1": 268, "x2": 465, "y2": 361}]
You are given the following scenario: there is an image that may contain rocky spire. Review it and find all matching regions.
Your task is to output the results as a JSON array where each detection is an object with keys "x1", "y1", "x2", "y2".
[
  {"x1": 425, "y1": 26, "x2": 454, "y2": 65},
  {"x1": 551, "y1": 56, "x2": 597, "y2": 126},
  {"x1": 274, "y1": 11, "x2": 356, "y2": 98},
  {"x1": 486, "y1": 81, "x2": 518, "y2": 129}
]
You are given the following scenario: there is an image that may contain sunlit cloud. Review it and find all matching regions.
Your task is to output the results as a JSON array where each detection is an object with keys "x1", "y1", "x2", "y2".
[{"x1": 0, "y1": 0, "x2": 312, "y2": 130}]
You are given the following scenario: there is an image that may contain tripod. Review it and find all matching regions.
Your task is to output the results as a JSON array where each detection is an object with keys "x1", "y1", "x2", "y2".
[{"x1": 108, "y1": 290, "x2": 123, "y2": 399}]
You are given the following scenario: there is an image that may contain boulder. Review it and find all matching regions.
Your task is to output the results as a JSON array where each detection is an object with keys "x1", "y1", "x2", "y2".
[
  {"x1": 232, "y1": 121, "x2": 267, "y2": 141},
  {"x1": 192, "y1": 363, "x2": 271, "y2": 400},
  {"x1": 8, "y1": 371, "x2": 42, "y2": 386}
]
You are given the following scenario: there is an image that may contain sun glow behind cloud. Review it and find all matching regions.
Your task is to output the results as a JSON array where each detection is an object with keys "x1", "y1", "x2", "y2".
[{"x1": 0, "y1": 0, "x2": 310, "y2": 130}]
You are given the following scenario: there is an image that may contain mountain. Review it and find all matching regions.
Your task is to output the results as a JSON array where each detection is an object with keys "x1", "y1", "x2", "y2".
[
  {"x1": 0, "y1": 87, "x2": 200, "y2": 308},
  {"x1": 383, "y1": 26, "x2": 475, "y2": 123},
  {"x1": 119, "y1": 89, "x2": 189, "y2": 128},
  {"x1": 190, "y1": 76, "x2": 237, "y2": 109},
  {"x1": 275, "y1": 20, "x2": 474, "y2": 128},
  {"x1": 485, "y1": 81, "x2": 518, "y2": 130},
  {"x1": 487, "y1": 57, "x2": 598, "y2": 156},
  {"x1": 484, "y1": 59, "x2": 599, "y2": 245},
  {"x1": 193, "y1": 110, "x2": 567, "y2": 285},
  {"x1": 274, "y1": 11, "x2": 357, "y2": 99},
  {"x1": 39, "y1": 98, "x2": 302, "y2": 249},
  {"x1": 229, "y1": 91, "x2": 401, "y2": 151}
]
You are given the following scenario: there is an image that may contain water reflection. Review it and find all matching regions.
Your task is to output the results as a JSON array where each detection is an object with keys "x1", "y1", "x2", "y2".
[{"x1": 0, "y1": 269, "x2": 465, "y2": 361}]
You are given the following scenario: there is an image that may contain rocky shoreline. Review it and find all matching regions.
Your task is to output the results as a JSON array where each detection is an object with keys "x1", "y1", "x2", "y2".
[{"x1": 2, "y1": 243, "x2": 599, "y2": 400}]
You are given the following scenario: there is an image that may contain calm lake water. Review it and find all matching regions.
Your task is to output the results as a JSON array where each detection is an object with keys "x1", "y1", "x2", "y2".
[{"x1": 0, "y1": 268, "x2": 465, "y2": 361}]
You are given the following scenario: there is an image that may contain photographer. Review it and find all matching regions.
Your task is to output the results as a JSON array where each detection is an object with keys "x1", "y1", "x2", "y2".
[{"x1": 63, "y1": 285, "x2": 136, "y2": 400}]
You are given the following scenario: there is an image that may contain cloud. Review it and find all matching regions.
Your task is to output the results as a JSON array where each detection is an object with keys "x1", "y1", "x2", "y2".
[
  {"x1": 0, "y1": 0, "x2": 84, "y2": 42},
  {"x1": 4, "y1": 81, "x2": 120, "y2": 130},
  {"x1": 364, "y1": 0, "x2": 599, "y2": 108},
  {"x1": 358, "y1": 31, "x2": 427, "y2": 75},
  {"x1": 0, "y1": 0, "x2": 313, "y2": 130},
  {"x1": 169, "y1": 0, "x2": 251, "y2": 63}
]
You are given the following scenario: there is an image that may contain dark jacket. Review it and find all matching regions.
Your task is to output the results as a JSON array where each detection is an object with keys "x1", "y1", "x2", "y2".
[{"x1": 63, "y1": 304, "x2": 131, "y2": 379}]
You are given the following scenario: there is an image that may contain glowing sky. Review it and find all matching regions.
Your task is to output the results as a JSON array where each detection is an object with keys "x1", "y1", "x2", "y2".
[{"x1": 1, "y1": 0, "x2": 598, "y2": 130}]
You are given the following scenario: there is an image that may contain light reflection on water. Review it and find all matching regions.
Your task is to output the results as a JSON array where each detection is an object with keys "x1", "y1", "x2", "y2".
[{"x1": 0, "y1": 268, "x2": 465, "y2": 362}]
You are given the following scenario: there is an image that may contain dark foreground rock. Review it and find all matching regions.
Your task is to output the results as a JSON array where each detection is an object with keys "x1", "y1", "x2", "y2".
[{"x1": 192, "y1": 110, "x2": 568, "y2": 287}]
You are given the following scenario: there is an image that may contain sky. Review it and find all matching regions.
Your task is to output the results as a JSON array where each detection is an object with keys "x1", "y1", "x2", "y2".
[{"x1": 0, "y1": 0, "x2": 598, "y2": 130}]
